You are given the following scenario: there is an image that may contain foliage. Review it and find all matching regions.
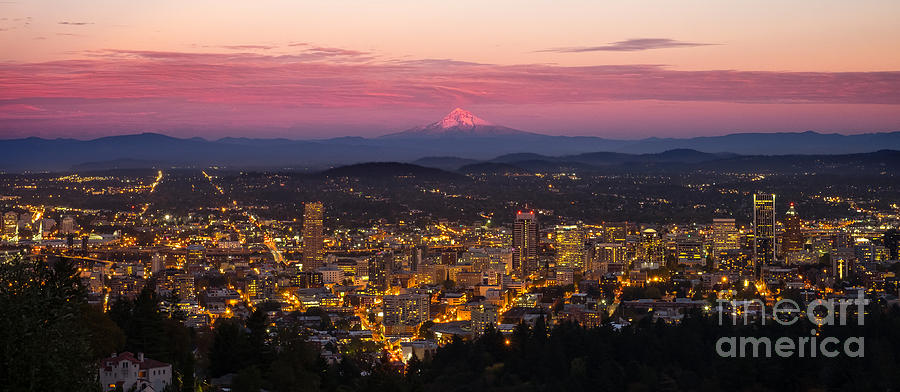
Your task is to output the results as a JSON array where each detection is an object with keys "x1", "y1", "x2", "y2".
[{"x1": 0, "y1": 256, "x2": 97, "y2": 391}]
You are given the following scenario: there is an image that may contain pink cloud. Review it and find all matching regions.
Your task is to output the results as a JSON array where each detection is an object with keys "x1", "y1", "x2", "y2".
[{"x1": 0, "y1": 48, "x2": 898, "y2": 138}]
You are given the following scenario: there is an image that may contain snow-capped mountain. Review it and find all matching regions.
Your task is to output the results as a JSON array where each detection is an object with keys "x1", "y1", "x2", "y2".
[{"x1": 381, "y1": 108, "x2": 535, "y2": 138}]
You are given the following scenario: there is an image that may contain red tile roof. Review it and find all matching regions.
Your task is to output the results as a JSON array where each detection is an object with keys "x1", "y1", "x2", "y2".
[{"x1": 101, "y1": 352, "x2": 171, "y2": 371}]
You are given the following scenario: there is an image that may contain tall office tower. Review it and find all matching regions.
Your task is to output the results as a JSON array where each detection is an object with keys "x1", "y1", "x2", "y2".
[
  {"x1": 554, "y1": 225, "x2": 586, "y2": 270},
  {"x1": 2, "y1": 211, "x2": 17, "y2": 238},
  {"x1": 383, "y1": 293, "x2": 430, "y2": 327},
  {"x1": 368, "y1": 253, "x2": 389, "y2": 294},
  {"x1": 302, "y1": 201, "x2": 324, "y2": 270},
  {"x1": 753, "y1": 194, "x2": 776, "y2": 275},
  {"x1": 513, "y1": 210, "x2": 539, "y2": 277},
  {"x1": 603, "y1": 222, "x2": 628, "y2": 244},
  {"x1": 636, "y1": 228, "x2": 665, "y2": 270},
  {"x1": 782, "y1": 203, "x2": 803, "y2": 255},
  {"x1": 711, "y1": 218, "x2": 740, "y2": 252}
]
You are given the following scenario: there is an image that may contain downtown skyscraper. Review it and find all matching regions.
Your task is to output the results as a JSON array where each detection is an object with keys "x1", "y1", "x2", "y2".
[
  {"x1": 554, "y1": 224, "x2": 585, "y2": 270},
  {"x1": 753, "y1": 194, "x2": 776, "y2": 276},
  {"x1": 513, "y1": 210, "x2": 538, "y2": 277},
  {"x1": 302, "y1": 201, "x2": 325, "y2": 271},
  {"x1": 782, "y1": 203, "x2": 804, "y2": 256}
]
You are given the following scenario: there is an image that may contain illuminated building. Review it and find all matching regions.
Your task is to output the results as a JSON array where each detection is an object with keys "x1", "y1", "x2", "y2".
[
  {"x1": 186, "y1": 245, "x2": 205, "y2": 271},
  {"x1": 832, "y1": 247, "x2": 854, "y2": 280},
  {"x1": 291, "y1": 271, "x2": 323, "y2": 288},
  {"x1": 676, "y1": 236, "x2": 704, "y2": 266},
  {"x1": 59, "y1": 215, "x2": 77, "y2": 235},
  {"x1": 302, "y1": 201, "x2": 325, "y2": 270},
  {"x1": 471, "y1": 303, "x2": 499, "y2": 335},
  {"x1": 591, "y1": 242, "x2": 626, "y2": 273},
  {"x1": 318, "y1": 265, "x2": 344, "y2": 284},
  {"x1": 554, "y1": 224, "x2": 585, "y2": 270},
  {"x1": 711, "y1": 218, "x2": 739, "y2": 253},
  {"x1": 174, "y1": 274, "x2": 196, "y2": 301},
  {"x1": 367, "y1": 253, "x2": 389, "y2": 294},
  {"x1": 2, "y1": 211, "x2": 17, "y2": 239},
  {"x1": 854, "y1": 238, "x2": 875, "y2": 264},
  {"x1": 753, "y1": 194, "x2": 776, "y2": 275},
  {"x1": 555, "y1": 268, "x2": 574, "y2": 286},
  {"x1": 513, "y1": 210, "x2": 538, "y2": 276},
  {"x1": 99, "y1": 352, "x2": 172, "y2": 392},
  {"x1": 636, "y1": 228, "x2": 665, "y2": 270},
  {"x1": 383, "y1": 293, "x2": 429, "y2": 328},
  {"x1": 603, "y1": 221, "x2": 627, "y2": 244},
  {"x1": 782, "y1": 203, "x2": 803, "y2": 255}
]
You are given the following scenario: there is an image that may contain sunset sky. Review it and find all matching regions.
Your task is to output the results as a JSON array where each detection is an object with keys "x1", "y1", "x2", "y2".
[{"x1": 1, "y1": 0, "x2": 899, "y2": 139}]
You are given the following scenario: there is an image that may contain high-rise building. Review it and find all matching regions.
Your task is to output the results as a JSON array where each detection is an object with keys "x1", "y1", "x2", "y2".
[
  {"x1": 753, "y1": 194, "x2": 776, "y2": 274},
  {"x1": 636, "y1": 228, "x2": 665, "y2": 270},
  {"x1": 368, "y1": 253, "x2": 389, "y2": 294},
  {"x1": 302, "y1": 201, "x2": 324, "y2": 271},
  {"x1": 383, "y1": 293, "x2": 430, "y2": 326},
  {"x1": 513, "y1": 210, "x2": 538, "y2": 277},
  {"x1": 603, "y1": 222, "x2": 628, "y2": 244},
  {"x1": 711, "y1": 218, "x2": 740, "y2": 253},
  {"x1": 591, "y1": 242, "x2": 626, "y2": 273},
  {"x1": 782, "y1": 203, "x2": 803, "y2": 255},
  {"x1": 554, "y1": 225, "x2": 585, "y2": 270},
  {"x1": 2, "y1": 211, "x2": 17, "y2": 238}
]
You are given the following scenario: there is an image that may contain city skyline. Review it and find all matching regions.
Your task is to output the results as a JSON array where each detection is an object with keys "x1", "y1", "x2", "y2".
[{"x1": 2, "y1": 1, "x2": 900, "y2": 139}]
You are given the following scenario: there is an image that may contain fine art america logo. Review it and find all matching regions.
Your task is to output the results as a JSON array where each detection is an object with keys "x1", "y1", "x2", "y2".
[{"x1": 714, "y1": 292, "x2": 868, "y2": 358}]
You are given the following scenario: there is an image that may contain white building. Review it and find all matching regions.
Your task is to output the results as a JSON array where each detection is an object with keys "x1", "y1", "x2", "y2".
[
  {"x1": 318, "y1": 265, "x2": 345, "y2": 284},
  {"x1": 99, "y1": 352, "x2": 172, "y2": 392}
]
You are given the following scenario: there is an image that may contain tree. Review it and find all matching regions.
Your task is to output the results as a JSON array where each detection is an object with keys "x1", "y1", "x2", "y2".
[
  {"x1": 0, "y1": 256, "x2": 96, "y2": 391},
  {"x1": 79, "y1": 303, "x2": 126, "y2": 359},
  {"x1": 208, "y1": 319, "x2": 251, "y2": 377},
  {"x1": 232, "y1": 366, "x2": 263, "y2": 392}
]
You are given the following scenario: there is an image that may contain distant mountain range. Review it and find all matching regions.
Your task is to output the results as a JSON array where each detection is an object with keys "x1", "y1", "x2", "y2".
[
  {"x1": 447, "y1": 149, "x2": 900, "y2": 175},
  {"x1": 1, "y1": 108, "x2": 898, "y2": 172}
]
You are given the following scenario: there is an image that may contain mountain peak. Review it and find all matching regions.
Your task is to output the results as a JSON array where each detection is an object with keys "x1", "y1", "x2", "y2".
[
  {"x1": 380, "y1": 108, "x2": 537, "y2": 138},
  {"x1": 435, "y1": 108, "x2": 491, "y2": 130}
]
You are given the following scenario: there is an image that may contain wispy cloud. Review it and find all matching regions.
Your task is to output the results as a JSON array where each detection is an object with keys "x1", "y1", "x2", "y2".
[
  {"x1": 220, "y1": 44, "x2": 275, "y2": 50},
  {"x1": 58, "y1": 21, "x2": 93, "y2": 26},
  {"x1": 541, "y1": 38, "x2": 715, "y2": 53}
]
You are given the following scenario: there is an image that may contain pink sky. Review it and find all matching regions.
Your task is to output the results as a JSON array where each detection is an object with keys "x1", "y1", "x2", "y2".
[{"x1": 1, "y1": 0, "x2": 899, "y2": 139}]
